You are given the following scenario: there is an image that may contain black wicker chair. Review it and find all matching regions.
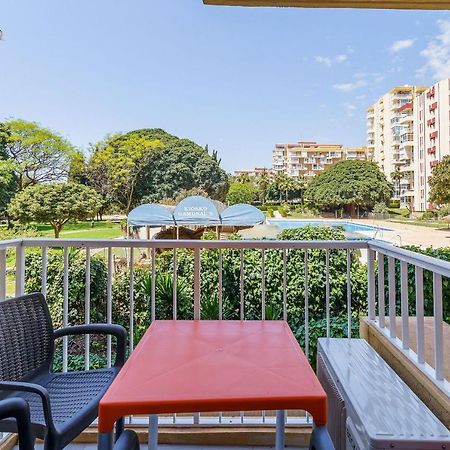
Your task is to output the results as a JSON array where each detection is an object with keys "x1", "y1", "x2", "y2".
[
  {"x1": 0, "y1": 292, "x2": 127, "y2": 450},
  {"x1": 0, "y1": 398, "x2": 139, "y2": 450},
  {"x1": 0, "y1": 398, "x2": 34, "y2": 450},
  {"x1": 309, "y1": 425, "x2": 335, "y2": 450}
]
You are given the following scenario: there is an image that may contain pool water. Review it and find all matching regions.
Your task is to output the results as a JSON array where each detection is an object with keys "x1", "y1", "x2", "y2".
[{"x1": 268, "y1": 219, "x2": 390, "y2": 238}]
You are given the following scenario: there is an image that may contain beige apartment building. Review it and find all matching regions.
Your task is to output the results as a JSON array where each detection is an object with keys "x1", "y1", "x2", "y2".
[
  {"x1": 413, "y1": 79, "x2": 450, "y2": 212},
  {"x1": 367, "y1": 85, "x2": 427, "y2": 209},
  {"x1": 234, "y1": 167, "x2": 274, "y2": 178},
  {"x1": 272, "y1": 141, "x2": 371, "y2": 179},
  {"x1": 369, "y1": 81, "x2": 450, "y2": 212}
]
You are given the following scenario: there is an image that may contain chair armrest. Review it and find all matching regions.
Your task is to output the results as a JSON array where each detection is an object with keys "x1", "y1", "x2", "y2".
[
  {"x1": 114, "y1": 430, "x2": 140, "y2": 450},
  {"x1": 309, "y1": 425, "x2": 335, "y2": 450},
  {"x1": 0, "y1": 398, "x2": 34, "y2": 450},
  {"x1": 0, "y1": 381, "x2": 54, "y2": 433},
  {"x1": 54, "y1": 324, "x2": 127, "y2": 367}
]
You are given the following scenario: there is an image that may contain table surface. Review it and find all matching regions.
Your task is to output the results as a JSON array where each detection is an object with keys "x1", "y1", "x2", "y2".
[{"x1": 98, "y1": 320, "x2": 327, "y2": 432}]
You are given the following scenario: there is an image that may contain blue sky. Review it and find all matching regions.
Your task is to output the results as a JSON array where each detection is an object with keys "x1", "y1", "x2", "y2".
[{"x1": 1, "y1": 1, "x2": 450, "y2": 172}]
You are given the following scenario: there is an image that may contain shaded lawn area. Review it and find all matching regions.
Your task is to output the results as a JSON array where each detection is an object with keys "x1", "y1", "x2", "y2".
[
  {"x1": 35, "y1": 221, "x2": 122, "y2": 239},
  {"x1": 4, "y1": 221, "x2": 123, "y2": 296}
]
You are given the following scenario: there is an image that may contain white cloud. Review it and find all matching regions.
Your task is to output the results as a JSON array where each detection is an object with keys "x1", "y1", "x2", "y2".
[
  {"x1": 315, "y1": 56, "x2": 333, "y2": 67},
  {"x1": 315, "y1": 53, "x2": 349, "y2": 67},
  {"x1": 417, "y1": 20, "x2": 450, "y2": 81},
  {"x1": 374, "y1": 75, "x2": 385, "y2": 83},
  {"x1": 333, "y1": 79, "x2": 367, "y2": 92},
  {"x1": 333, "y1": 72, "x2": 383, "y2": 93},
  {"x1": 335, "y1": 54, "x2": 348, "y2": 63},
  {"x1": 343, "y1": 103, "x2": 357, "y2": 117},
  {"x1": 389, "y1": 39, "x2": 415, "y2": 53}
]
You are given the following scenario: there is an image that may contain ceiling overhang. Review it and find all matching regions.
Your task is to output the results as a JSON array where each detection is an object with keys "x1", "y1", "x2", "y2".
[{"x1": 203, "y1": 0, "x2": 450, "y2": 9}]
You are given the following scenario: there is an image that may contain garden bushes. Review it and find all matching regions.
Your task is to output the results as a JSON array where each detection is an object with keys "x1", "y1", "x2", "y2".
[
  {"x1": 23, "y1": 226, "x2": 369, "y2": 366},
  {"x1": 379, "y1": 246, "x2": 450, "y2": 324},
  {"x1": 25, "y1": 249, "x2": 107, "y2": 329}
]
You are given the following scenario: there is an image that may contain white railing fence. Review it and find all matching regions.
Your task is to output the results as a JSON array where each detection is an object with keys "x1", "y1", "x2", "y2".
[{"x1": 0, "y1": 237, "x2": 448, "y2": 426}]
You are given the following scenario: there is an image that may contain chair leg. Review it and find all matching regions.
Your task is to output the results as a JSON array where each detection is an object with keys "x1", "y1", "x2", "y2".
[{"x1": 115, "y1": 417, "x2": 125, "y2": 441}]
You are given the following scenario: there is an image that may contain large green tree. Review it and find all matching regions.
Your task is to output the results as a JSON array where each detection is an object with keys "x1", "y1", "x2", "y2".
[
  {"x1": 84, "y1": 129, "x2": 229, "y2": 211},
  {"x1": 132, "y1": 129, "x2": 229, "y2": 203},
  {"x1": 429, "y1": 156, "x2": 450, "y2": 207},
  {"x1": 226, "y1": 181, "x2": 258, "y2": 205},
  {"x1": 0, "y1": 123, "x2": 19, "y2": 219},
  {"x1": 0, "y1": 159, "x2": 18, "y2": 219},
  {"x1": 88, "y1": 133, "x2": 160, "y2": 213},
  {"x1": 8, "y1": 183, "x2": 102, "y2": 237},
  {"x1": 0, "y1": 119, "x2": 76, "y2": 189},
  {"x1": 305, "y1": 160, "x2": 393, "y2": 215}
]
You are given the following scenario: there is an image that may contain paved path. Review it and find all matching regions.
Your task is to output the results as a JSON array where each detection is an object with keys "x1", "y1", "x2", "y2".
[{"x1": 354, "y1": 219, "x2": 450, "y2": 248}]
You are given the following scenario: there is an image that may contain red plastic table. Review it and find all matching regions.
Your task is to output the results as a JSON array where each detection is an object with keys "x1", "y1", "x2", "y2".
[{"x1": 98, "y1": 320, "x2": 327, "y2": 450}]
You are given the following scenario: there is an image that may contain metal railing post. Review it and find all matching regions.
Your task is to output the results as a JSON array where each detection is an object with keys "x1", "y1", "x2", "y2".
[{"x1": 194, "y1": 248, "x2": 201, "y2": 320}]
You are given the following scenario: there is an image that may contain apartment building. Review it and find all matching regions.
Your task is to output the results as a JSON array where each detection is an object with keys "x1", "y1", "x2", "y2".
[
  {"x1": 233, "y1": 167, "x2": 274, "y2": 178},
  {"x1": 272, "y1": 141, "x2": 371, "y2": 179},
  {"x1": 413, "y1": 79, "x2": 450, "y2": 212},
  {"x1": 367, "y1": 85, "x2": 427, "y2": 209}
]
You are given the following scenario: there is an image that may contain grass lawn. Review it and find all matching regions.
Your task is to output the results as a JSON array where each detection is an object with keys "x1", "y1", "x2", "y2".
[
  {"x1": 35, "y1": 221, "x2": 122, "y2": 239},
  {"x1": 287, "y1": 212, "x2": 318, "y2": 219},
  {"x1": 384, "y1": 208, "x2": 449, "y2": 229},
  {"x1": 388, "y1": 217, "x2": 450, "y2": 229},
  {"x1": 387, "y1": 208, "x2": 410, "y2": 218}
]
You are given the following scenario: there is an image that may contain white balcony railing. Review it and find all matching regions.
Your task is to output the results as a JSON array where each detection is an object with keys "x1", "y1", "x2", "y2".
[{"x1": 0, "y1": 237, "x2": 448, "y2": 427}]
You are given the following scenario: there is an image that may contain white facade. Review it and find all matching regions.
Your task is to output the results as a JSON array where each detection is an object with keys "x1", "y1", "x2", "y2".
[
  {"x1": 367, "y1": 86, "x2": 427, "y2": 209},
  {"x1": 413, "y1": 78, "x2": 450, "y2": 212},
  {"x1": 272, "y1": 141, "x2": 371, "y2": 179}
]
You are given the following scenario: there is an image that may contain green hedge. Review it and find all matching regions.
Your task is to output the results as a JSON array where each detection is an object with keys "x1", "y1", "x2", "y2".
[
  {"x1": 379, "y1": 246, "x2": 450, "y2": 323},
  {"x1": 23, "y1": 226, "x2": 369, "y2": 364}
]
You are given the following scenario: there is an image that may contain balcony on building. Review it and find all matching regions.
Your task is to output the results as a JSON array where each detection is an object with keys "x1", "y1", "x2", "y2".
[
  {"x1": 400, "y1": 114, "x2": 413, "y2": 125},
  {"x1": 400, "y1": 163, "x2": 414, "y2": 172},
  {"x1": 400, "y1": 132, "x2": 414, "y2": 145}
]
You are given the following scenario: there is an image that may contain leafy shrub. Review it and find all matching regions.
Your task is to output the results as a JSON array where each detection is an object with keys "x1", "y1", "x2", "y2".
[
  {"x1": 379, "y1": 246, "x2": 450, "y2": 323},
  {"x1": 25, "y1": 250, "x2": 107, "y2": 329},
  {"x1": 373, "y1": 202, "x2": 388, "y2": 214},
  {"x1": 0, "y1": 224, "x2": 42, "y2": 239},
  {"x1": 23, "y1": 226, "x2": 369, "y2": 364},
  {"x1": 111, "y1": 269, "x2": 194, "y2": 344},
  {"x1": 295, "y1": 315, "x2": 359, "y2": 368},
  {"x1": 437, "y1": 204, "x2": 450, "y2": 219},
  {"x1": 389, "y1": 199, "x2": 400, "y2": 208},
  {"x1": 420, "y1": 211, "x2": 437, "y2": 221},
  {"x1": 52, "y1": 352, "x2": 107, "y2": 372},
  {"x1": 153, "y1": 226, "x2": 368, "y2": 333},
  {"x1": 277, "y1": 204, "x2": 290, "y2": 217}
]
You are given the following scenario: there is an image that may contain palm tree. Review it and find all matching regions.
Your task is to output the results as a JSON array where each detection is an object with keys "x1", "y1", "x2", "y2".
[
  {"x1": 293, "y1": 175, "x2": 308, "y2": 204},
  {"x1": 257, "y1": 169, "x2": 270, "y2": 205},
  {"x1": 390, "y1": 167, "x2": 402, "y2": 200},
  {"x1": 274, "y1": 172, "x2": 292, "y2": 203}
]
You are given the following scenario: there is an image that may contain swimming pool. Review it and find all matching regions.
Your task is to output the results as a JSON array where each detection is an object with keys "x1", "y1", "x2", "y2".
[{"x1": 268, "y1": 219, "x2": 391, "y2": 237}]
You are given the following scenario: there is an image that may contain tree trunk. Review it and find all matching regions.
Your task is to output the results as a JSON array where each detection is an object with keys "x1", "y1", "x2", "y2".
[{"x1": 53, "y1": 225, "x2": 61, "y2": 238}]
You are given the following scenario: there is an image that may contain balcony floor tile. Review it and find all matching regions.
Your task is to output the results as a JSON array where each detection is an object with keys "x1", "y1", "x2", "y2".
[{"x1": 29, "y1": 445, "x2": 304, "y2": 450}]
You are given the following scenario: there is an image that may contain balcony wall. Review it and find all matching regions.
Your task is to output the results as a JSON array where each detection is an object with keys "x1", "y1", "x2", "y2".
[{"x1": 0, "y1": 237, "x2": 448, "y2": 433}]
